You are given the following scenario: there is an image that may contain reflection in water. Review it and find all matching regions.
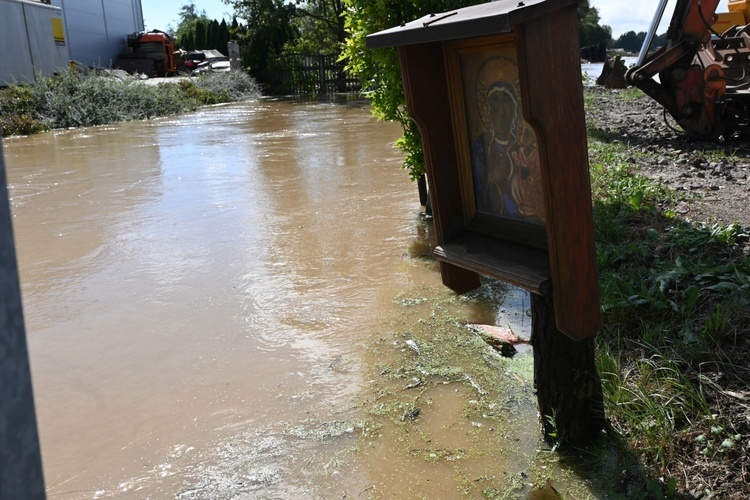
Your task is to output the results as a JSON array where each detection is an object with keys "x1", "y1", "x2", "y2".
[{"x1": 4, "y1": 99, "x2": 539, "y2": 497}]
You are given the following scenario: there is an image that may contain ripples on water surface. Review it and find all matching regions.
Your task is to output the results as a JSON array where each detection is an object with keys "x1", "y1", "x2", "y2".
[{"x1": 4, "y1": 98, "x2": 575, "y2": 497}]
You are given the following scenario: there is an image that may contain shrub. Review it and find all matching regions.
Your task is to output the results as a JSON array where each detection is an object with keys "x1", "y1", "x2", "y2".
[
  {"x1": 0, "y1": 69, "x2": 262, "y2": 136},
  {"x1": 0, "y1": 85, "x2": 46, "y2": 136},
  {"x1": 193, "y1": 70, "x2": 261, "y2": 102}
]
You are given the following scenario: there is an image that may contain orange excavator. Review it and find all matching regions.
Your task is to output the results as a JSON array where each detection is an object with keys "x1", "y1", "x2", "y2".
[{"x1": 625, "y1": 0, "x2": 750, "y2": 139}]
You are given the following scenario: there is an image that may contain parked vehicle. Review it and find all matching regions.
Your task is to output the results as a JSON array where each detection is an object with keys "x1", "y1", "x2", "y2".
[
  {"x1": 183, "y1": 51, "x2": 206, "y2": 72},
  {"x1": 187, "y1": 50, "x2": 231, "y2": 75},
  {"x1": 118, "y1": 30, "x2": 176, "y2": 77},
  {"x1": 191, "y1": 57, "x2": 231, "y2": 75}
]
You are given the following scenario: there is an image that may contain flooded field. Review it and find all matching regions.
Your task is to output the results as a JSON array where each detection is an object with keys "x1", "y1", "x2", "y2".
[{"x1": 4, "y1": 98, "x2": 598, "y2": 497}]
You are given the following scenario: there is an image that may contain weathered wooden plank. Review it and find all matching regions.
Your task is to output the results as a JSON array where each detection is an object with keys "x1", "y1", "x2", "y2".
[
  {"x1": 517, "y1": 8, "x2": 602, "y2": 339},
  {"x1": 399, "y1": 43, "x2": 482, "y2": 293},
  {"x1": 434, "y1": 232, "x2": 551, "y2": 294}
]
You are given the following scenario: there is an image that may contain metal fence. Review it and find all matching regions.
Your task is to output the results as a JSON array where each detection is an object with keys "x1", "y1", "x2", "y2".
[{"x1": 266, "y1": 53, "x2": 360, "y2": 95}]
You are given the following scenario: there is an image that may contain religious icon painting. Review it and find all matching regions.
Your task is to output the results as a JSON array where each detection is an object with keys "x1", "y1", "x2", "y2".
[{"x1": 446, "y1": 35, "x2": 547, "y2": 247}]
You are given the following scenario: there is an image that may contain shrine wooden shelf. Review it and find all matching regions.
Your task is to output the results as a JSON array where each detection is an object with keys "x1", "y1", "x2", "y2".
[{"x1": 434, "y1": 232, "x2": 551, "y2": 295}]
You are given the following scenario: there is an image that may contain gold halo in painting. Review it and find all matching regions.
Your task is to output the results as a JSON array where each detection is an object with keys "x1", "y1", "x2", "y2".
[{"x1": 475, "y1": 56, "x2": 522, "y2": 139}]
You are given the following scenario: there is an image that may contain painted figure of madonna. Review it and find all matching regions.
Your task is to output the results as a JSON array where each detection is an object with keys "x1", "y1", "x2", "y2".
[{"x1": 465, "y1": 55, "x2": 544, "y2": 225}]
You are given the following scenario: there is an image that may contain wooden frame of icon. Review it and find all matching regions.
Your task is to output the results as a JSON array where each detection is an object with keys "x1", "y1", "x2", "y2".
[
  {"x1": 445, "y1": 34, "x2": 547, "y2": 250},
  {"x1": 367, "y1": 0, "x2": 601, "y2": 340}
]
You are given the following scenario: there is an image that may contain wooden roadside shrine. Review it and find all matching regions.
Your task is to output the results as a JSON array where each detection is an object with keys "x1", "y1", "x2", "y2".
[{"x1": 368, "y1": 0, "x2": 605, "y2": 443}]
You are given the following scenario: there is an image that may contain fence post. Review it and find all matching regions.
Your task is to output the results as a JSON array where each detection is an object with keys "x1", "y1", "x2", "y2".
[
  {"x1": 227, "y1": 41, "x2": 241, "y2": 71},
  {"x1": 319, "y1": 54, "x2": 326, "y2": 94}
]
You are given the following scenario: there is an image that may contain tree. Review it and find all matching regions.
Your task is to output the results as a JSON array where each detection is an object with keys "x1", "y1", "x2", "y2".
[
  {"x1": 578, "y1": 0, "x2": 612, "y2": 48},
  {"x1": 175, "y1": 15, "x2": 231, "y2": 53},
  {"x1": 185, "y1": 31, "x2": 196, "y2": 51},
  {"x1": 177, "y1": 1, "x2": 201, "y2": 29},
  {"x1": 613, "y1": 30, "x2": 668, "y2": 55},
  {"x1": 207, "y1": 19, "x2": 218, "y2": 50},
  {"x1": 174, "y1": 2, "x2": 208, "y2": 49},
  {"x1": 614, "y1": 30, "x2": 645, "y2": 53},
  {"x1": 342, "y1": 0, "x2": 486, "y2": 182},
  {"x1": 287, "y1": 0, "x2": 346, "y2": 53},
  {"x1": 195, "y1": 20, "x2": 207, "y2": 50},
  {"x1": 219, "y1": 19, "x2": 231, "y2": 52},
  {"x1": 226, "y1": 0, "x2": 299, "y2": 82},
  {"x1": 343, "y1": 1, "x2": 617, "y2": 181}
]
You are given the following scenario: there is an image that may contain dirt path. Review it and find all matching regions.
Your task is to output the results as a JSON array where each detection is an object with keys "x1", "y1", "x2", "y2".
[{"x1": 584, "y1": 86, "x2": 750, "y2": 228}]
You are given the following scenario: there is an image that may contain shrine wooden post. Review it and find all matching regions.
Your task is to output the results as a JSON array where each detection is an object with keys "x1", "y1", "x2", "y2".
[{"x1": 368, "y1": 0, "x2": 604, "y2": 444}]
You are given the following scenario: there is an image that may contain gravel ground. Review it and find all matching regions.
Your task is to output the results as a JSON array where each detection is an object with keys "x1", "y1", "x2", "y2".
[{"x1": 584, "y1": 85, "x2": 750, "y2": 228}]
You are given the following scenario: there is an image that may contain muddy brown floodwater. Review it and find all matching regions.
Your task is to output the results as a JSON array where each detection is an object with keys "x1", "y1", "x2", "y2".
[{"x1": 3, "y1": 98, "x2": 593, "y2": 498}]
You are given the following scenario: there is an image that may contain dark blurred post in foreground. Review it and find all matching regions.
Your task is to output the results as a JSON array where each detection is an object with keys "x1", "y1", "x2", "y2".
[{"x1": 0, "y1": 139, "x2": 46, "y2": 499}]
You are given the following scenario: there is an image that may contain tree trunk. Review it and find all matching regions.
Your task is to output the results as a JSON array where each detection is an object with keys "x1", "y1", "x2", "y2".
[
  {"x1": 417, "y1": 174, "x2": 432, "y2": 215},
  {"x1": 531, "y1": 292, "x2": 605, "y2": 446},
  {"x1": 417, "y1": 174, "x2": 428, "y2": 206}
]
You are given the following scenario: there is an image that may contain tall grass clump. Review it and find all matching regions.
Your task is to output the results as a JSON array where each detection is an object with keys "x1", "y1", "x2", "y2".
[
  {"x1": 0, "y1": 85, "x2": 46, "y2": 136},
  {"x1": 30, "y1": 71, "x2": 187, "y2": 128},
  {"x1": 0, "y1": 69, "x2": 262, "y2": 136},
  {"x1": 193, "y1": 70, "x2": 261, "y2": 102}
]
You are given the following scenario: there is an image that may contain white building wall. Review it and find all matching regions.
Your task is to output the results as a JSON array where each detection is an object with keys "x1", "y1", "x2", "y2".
[
  {"x1": 0, "y1": 0, "x2": 70, "y2": 85},
  {"x1": 24, "y1": 2, "x2": 71, "y2": 74},
  {"x1": 51, "y1": 0, "x2": 144, "y2": 67}
]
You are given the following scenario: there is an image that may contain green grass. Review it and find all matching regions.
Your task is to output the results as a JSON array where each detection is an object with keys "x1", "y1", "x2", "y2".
[
  {"x1": 615, "y1": 87, "x2": 646, "y2": 101},
  {"x1": 588, "y1": 130, "x2": 750, "y2": 497}
]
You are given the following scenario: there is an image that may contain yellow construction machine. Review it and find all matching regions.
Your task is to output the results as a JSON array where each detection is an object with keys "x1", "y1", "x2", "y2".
[{"x1": 624, "y1": 0, "x2": 750, "y2": 139}]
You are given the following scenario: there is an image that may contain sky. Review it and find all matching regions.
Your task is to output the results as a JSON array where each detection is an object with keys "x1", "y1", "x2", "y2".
[
  {"x1": 595, "y1": 0, "x2": 730, "y2": 39},
  {"x1": 142, "y1": 0, "x2": 232, "y2": 31},
  {"x1": 142, "y1": 0, "x2": 732, "y2": 38}
]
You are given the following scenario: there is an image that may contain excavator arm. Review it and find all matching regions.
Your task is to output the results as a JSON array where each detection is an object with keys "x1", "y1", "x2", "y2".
[{"x1": 625, "y1": 0, "x2": 750, "y2": 139}]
